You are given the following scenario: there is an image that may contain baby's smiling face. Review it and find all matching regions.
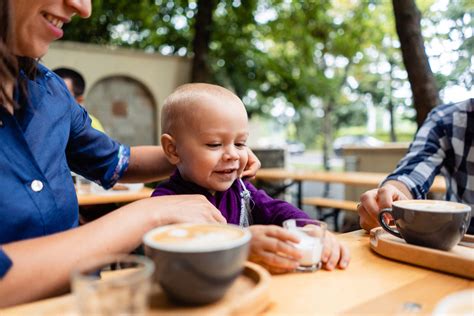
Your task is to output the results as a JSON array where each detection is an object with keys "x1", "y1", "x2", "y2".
[{"x1": 172, "y1": 90, "x2": 249, "y2": 193}]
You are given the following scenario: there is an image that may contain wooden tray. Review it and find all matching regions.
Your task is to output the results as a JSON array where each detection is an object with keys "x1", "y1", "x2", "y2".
[
  {"x1": 370, "y1": 227, "x2": 474, "y2": 279},
  {"x1": 148, "y1": 261, "x2": 271, "y2": 315},
  {"x1": 1, "y1": 262, "x2": 271, "y2": 316}
]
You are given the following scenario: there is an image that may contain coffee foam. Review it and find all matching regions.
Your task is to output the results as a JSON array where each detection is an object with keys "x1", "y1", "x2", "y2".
[
  {"x1": 143, "y1": 224, "x2": 250, "y2": 253},
  {"x1": 394, "y1": 200, "x2": 471, "y2": 213}
]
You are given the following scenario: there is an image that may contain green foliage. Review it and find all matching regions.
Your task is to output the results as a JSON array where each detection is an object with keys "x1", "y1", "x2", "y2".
[
  {"x1": 61, "y1": 0, "x2": 470, "y2": 149},
  {"x1": 423, "y1": 0, "x2": 473, "y2": 90}
]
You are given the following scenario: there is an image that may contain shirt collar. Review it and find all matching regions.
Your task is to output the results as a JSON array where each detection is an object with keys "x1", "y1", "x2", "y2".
[
  {"x1": 169, "y1": 169, "x2": 213, "y2": 197},
  {"x1": 169, "y1": 169, "x2": 242, "y2": 199}
]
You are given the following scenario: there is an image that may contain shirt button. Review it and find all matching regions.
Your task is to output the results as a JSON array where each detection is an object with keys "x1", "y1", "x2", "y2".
[{"x1": 31, "y1": 180, "x2": 44, "y2": 192}]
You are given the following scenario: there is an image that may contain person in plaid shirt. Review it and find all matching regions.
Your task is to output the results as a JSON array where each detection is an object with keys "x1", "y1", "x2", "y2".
[{"x1": 358, "y1": 98, "x2": 474, "y2": 233}]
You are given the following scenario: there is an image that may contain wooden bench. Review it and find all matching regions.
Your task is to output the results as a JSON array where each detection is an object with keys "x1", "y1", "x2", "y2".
[
  {"x1": 302, "y1": 197, "x2": 359, "y2": 231},
  {"x1": 255, "y1": 168, "x2": 447, "y2": 209},
  {"x1": 302, "y1": 197, "x2": 358, "y2": 212}
]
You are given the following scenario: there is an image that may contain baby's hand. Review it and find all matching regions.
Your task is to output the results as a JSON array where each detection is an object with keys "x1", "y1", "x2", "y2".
[
  {"x1": 321, "y1": 231, "x2": 350, "y2": 270},
  {"x1": 248, "y1": 225, "x2": 302, "y2": 274}
]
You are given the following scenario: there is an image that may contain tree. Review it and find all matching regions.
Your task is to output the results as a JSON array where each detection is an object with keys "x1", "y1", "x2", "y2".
[
  {"x1": 348, "y1": 1, "x2": 414, "y2": 142},
  {"x1": 191, "y1": 0, "x2": 217, "y2": 82},
  {"x1": 60, "y1": 0, "x2": 470, "y2": 152},
  {"x1": 63, "y1": 0, "x2": 218, "y2": 83},
  {"x1": 251, "y1": 1, "x2": 380, "y2": 168},
  {"x1": 424, "y1": 0, "x2": 473, "y2": 96},
  {"x1": 392, "y1": 0, "x2": 440, "y2": 126}
]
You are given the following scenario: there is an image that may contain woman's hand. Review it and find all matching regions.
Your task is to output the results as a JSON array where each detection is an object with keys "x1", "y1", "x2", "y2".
[
  {"x1": 122, "y1": 194, "x2": 227, "y2": 230},
  {"x1": 241, "y1": 148, "x2": 261, "y2": 179},
  {"x1": 247, "y1": 225, "x2": 301, "y2": 274}
]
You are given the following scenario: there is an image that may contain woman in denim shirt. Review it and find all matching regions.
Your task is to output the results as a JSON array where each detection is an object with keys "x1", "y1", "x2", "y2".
[{"x1": 0, "y1": 0, "x2": 260, "y2": 307}]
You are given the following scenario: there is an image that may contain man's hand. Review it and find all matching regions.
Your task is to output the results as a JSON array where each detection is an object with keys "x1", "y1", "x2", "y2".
[{"x1": 358, "y1": 181, "x2": 411, "y2": 231}]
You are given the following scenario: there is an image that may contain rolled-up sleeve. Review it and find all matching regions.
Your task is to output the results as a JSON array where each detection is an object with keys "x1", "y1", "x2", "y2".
[
  {"x1": 66, "y1": 99, "x2": 130, "y2": 189},
  {"x1": 383, "y1": 108, "x2": 447, "y2": 199},
  {"x1": 0, "y1": 248, "x2": 12, "y2": 278}
]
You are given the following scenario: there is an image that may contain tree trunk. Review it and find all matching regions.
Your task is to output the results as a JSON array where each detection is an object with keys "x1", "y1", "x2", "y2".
[
  {"x1": 191, "y1": 0, "x2": 216, "y2": 83},
  {"x1": 322, "y1": 100, "x2": 334, "y2": 172},
  {"x1": 388, "y1": 58, "x2": 397, "y2": 142},
  {"x1": 392, "y1": 0, "x2": 440, "y2": 127},
  {"x1": 320, "y1": 61, "x2": 351, "y2": 172},
  {"x1": 388, "y1": 98, "x2": 397, "y2": 142}
]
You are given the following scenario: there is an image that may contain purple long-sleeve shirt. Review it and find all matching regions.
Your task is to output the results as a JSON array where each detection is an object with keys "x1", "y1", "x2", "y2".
[{"x1": 152, "y1": 170, "x2": 309, "y2": 226}]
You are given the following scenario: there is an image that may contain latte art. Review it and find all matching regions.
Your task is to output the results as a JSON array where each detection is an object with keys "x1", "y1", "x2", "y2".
[
  {"x1": 144, "y1": 224, "x2": 249, "y2": 252},
  {"x1": 394, "y1": 200, "x2": 471, "y2": 213}
]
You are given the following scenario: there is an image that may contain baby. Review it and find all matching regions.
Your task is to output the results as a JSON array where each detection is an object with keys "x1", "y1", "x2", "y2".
[{"x1": 152, "y1": 83, "x2": 350, "y2": 273}]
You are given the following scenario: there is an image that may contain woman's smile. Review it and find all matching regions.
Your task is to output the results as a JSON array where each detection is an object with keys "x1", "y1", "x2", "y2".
[
  {"x1": 11, "y1": 0, "x2": 91, "y2": 58},
  {"x1": 42, "y1": 12, "x2": 66, "y2": 38}
]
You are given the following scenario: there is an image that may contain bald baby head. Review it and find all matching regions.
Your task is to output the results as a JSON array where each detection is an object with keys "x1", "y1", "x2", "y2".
[{"x1": 161, "y1": 83, "x2": 246, "y2": 136}]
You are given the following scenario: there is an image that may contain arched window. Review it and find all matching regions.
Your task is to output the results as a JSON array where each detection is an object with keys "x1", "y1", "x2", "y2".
[{"x1": 86, "y1": 75, "x2": 157, "y2": 146}]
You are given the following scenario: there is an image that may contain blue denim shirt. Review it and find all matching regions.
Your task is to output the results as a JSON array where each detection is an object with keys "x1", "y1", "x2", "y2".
[{"x1": 0, "y1": 64, "x2": 130, "y2": 277}]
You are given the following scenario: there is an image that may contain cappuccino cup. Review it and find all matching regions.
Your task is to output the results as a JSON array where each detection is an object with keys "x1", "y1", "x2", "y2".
[
  {"x1": 378, "y1": 200, "x2": 471, "y2": 251},
  {"x1": 143, "y1": 223, "x2": 250, "y2": 305}
]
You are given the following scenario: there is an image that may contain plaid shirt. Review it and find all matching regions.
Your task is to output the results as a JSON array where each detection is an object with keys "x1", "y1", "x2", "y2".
[{"x1": 385, "y1": 99, "x2": 474, "y2": 207}]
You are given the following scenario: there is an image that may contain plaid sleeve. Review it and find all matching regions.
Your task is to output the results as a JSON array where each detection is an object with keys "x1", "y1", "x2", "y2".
[
  {"x1": 0, "y1": 248, "x2": 13, "y2": 278},
  {"x1": 383, "y1": 107, "x2": 448, "y2": 199}
]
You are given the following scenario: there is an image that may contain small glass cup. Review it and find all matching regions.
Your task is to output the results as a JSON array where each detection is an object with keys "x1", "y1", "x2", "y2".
[
  {"x1": 283, "y1": 218, "x2": 327, "y2": 272},
  {"x1": 71, "y1": 255, "x2": 155, "y2": 316}
]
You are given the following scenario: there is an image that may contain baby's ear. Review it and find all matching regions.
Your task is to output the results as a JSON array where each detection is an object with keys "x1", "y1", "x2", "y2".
[{"x1": 161, "y1": 134, "x2": 180, "y2": 165}]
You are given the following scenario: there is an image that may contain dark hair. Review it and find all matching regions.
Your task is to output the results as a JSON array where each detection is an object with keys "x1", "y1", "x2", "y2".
[
  {"x1": 0, "y1": 0, "x2": 37, "y2": 111},
  {"x1": 0, "y1": 0, "x2": 18, "y2": 109},
  {"x1": 53, "y1": 67, "x2": 86, "y2": 98}
]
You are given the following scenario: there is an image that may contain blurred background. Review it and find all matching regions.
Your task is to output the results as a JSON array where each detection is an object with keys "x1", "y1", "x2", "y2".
[{"x1": 43, "y1": 0, "x2": 472, "y2": 171}]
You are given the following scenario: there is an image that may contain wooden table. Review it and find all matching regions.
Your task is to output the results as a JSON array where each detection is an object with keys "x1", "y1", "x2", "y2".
[
  {"x1": 264, "y1": 230, "x2": 472, "y2": 315},
  {"x1": 2, "y1": 230, "x2": 471, "y2": 315},
  {"x1": 255, "y1": 168, "x2": 447, "y2": 208},
  {"x1": 77, "y1": 187, "x2": 154, "y2": 206}
]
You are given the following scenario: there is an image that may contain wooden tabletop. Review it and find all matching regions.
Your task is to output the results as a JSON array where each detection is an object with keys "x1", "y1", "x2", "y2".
[
  {"x1": 2, "y1": 230, "x2": 471, "y2": 315},
  {"x1": 77, "y1": 187, "x2": 154, "y2": 206},
  {"x1": 263, "y1": 230, "x2": 472, "y2": 315},
  {"x1": 255, "y1": 168, "x2": 447, "y2": 193}
]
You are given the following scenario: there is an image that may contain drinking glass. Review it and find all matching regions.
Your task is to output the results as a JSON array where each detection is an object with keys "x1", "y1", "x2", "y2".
[
  {"x1": 283, "y1": 218, "x2": 327, "y2": 272},
  {"x1": 71, "y1": 255, "x2": 155, "y2": 316}
]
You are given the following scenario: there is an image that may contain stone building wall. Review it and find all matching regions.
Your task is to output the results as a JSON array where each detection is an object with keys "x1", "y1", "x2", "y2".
[{"x1": 42, "y1": 41, "x2": 192, "y2": 145}]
